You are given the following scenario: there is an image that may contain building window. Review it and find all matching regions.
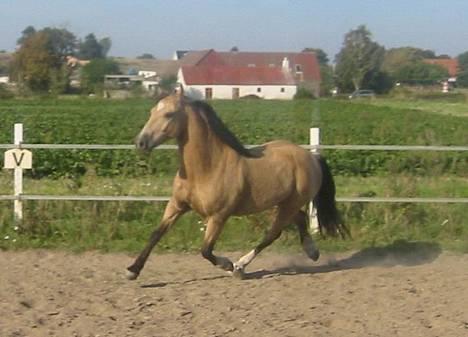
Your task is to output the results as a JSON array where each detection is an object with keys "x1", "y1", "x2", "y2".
[
  {"x1": 280, "y1": 87, "x2": 285, "y2": 93},
  {"x1": 205, "y1": 88, "x2": 213, "y2": 99},
  {"x1": 295, "y1": 64, "x2": 302, "y2": 72},
  {"x1": 257, "y1": 87, "x2": 262, "y2": 93}
]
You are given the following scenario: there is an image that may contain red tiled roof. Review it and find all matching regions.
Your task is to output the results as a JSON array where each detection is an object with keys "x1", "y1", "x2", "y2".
[
  {"x1": 423, "y1": 58, "x2": 459, "y2": 77},
  {"x1": 179, "y1": 49, "x2": 225, "y2": 66},
  {"x1": 180, "y1": 50, "x2": 321, "y2": 82},
  {"x1": 181, "y1": 65, "x2": 296, "y2": 85},
  {"x1": 213, "y1": 51, "x2": 321, "y2": 82}
]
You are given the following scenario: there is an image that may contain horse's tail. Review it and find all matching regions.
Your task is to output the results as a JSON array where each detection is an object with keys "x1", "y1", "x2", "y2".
[{"x1": 313, "y1": 155, "x2": 350, "y2": 238}]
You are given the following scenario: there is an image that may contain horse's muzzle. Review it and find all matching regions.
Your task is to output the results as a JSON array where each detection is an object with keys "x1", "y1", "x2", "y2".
[
  {"x1": 136, "y1": 133, "x2": 151, "y2": 151},
  {"x1": 136, "y1": 132, "x2": 168, "y2": 152}
]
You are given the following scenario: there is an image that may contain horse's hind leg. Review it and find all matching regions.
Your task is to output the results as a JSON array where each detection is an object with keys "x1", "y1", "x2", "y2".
[
  {"x1": 294, "y1": 210, "x2": 320, "y2": 261},
  {"x1": 201, "y1": 216, "x2": 234, "y2": 272},
  {"x1": 232, "y1": 206, "x2": 295, "y2": 278}
]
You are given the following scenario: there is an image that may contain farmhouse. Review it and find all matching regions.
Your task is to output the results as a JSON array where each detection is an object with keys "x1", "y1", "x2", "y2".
[
  {"x1": 178, "y1": 62, "x2": 297, "y2": 100},
  {"x1": 177, "y1": 49, "x2": 321, "y2": 99}
]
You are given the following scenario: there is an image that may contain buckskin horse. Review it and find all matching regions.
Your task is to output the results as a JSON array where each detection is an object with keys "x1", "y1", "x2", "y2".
[{"x1": 126, "y1": 87, "x2": 348, "y2": 280}]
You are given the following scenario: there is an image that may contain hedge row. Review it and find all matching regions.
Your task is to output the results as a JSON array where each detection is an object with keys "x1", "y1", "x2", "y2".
[{"x1": 0, "y1": 98, "x2": 467, "y2": 178}]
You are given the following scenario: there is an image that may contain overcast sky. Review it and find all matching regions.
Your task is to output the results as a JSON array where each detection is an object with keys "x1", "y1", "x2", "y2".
[{"x1": 1, "y1": 0, "x2": 467, "y2": 59}]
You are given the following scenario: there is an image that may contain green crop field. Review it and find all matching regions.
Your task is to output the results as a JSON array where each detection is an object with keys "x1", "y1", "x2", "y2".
[{"x1": 0, "y1": 97, "x2": 467, "y2": 253}]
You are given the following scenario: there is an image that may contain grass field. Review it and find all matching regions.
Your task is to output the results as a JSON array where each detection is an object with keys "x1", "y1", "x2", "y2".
[{"x1": 0, "y1": 96, "x2": 467, "y2": 253}]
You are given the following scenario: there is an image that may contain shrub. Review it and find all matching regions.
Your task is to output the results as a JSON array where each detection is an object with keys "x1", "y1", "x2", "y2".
[
  {"x1": 294, "y1": 87, "x2": 315, "y2": 99},
  {"x1": 0, "y1": 84, "x2": 14, "y2": 99}
]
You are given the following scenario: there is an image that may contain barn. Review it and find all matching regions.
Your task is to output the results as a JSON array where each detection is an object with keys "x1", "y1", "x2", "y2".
[
  {"x1": 178, "y1": 62, "x2": 297, "y2": 100},
  {"x1": 177, "y1": 49, "x2": 321, "y2": 99}
]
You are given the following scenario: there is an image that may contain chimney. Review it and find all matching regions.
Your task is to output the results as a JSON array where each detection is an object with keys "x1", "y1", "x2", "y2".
[{"x1": 282, "y1": 57, "x2": 290, "y2": 72}]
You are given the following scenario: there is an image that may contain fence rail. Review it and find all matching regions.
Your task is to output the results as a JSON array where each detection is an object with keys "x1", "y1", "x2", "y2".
[
  {"x1": 2, "y1": 124, "x2": 468, "y2": 226},
  {"x1": 1, "y1": 194, "x2": 467, "y2": 204},
  {"x1": 1, "y1": 144, "x2": 468, "y2": 151}
]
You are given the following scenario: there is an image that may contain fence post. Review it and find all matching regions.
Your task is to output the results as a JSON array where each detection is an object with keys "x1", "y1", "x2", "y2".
[
  {"x1": 309, "y1": 128, "x2": 319, "y2": 232},
  {"x1": 14, "y1": 123, "x2": 23, "y2": 223}
]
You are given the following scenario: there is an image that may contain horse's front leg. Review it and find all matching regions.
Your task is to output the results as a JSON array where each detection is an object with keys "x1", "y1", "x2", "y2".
[
  {"x1": 201, "y1": 216, "x2": 233, "y2": 272},
  {"x1": 126, "y1": 198, "x2": 188, "y2": 280}
]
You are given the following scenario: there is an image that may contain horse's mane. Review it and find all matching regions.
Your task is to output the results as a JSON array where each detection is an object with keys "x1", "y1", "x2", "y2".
[{"x1": 189, "y1": 100, "x2": 260, "y2": 158}]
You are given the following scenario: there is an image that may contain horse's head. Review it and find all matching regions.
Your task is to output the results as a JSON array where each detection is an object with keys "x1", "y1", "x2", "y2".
[{"x1": 136, "y1": 86, "x2": 187, "y2": 152}]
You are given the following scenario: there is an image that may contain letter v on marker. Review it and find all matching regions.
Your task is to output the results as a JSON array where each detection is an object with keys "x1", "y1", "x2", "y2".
[{"x1": 13, "y1": 152, "x2": 25, "y2": 167}]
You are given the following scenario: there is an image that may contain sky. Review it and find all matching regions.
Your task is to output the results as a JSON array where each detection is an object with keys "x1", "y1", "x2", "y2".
[{"x1": 0, "y1": 0, "x2": 467, "y2": 60}]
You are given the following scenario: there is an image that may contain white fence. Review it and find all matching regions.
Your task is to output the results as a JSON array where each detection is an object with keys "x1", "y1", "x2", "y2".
[{"x1": 1, "y1": 124, "x2": 468, "y2": 224}]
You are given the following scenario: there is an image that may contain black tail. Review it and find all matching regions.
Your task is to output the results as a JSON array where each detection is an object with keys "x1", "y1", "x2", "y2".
[{"x1": 313, "y1": 156, "x2": 350, "y2": 238}]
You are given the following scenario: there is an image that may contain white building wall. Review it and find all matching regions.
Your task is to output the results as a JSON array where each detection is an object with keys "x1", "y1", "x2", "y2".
[
  {"x1": 184, "y1": 84, "x2": 296, "y2": 100},
  {"x1": 178, "y1": 69, "x2": 296, "y2": 100}
]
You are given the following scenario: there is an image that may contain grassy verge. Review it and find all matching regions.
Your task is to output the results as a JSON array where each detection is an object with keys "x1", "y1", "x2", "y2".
[
  {"x1": 361, "y1": 97, "x2": 468, "y2": 117},
  {"x1": 1, "y1": 173, "x2": 467, "y2": 253}
]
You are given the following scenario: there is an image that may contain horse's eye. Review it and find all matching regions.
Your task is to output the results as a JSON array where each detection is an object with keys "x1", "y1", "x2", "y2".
[{"x1": 165, "y1": 112, "x2": 176, "y2": 119}]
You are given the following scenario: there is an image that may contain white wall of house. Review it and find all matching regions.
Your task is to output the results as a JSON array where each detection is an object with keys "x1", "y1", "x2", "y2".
[
  {"x1": 183, "y1": 84, "x2": 296, "y2": 100},
  {"x1": 178, "y1": 70, "x2": 296, "y2": 100}
]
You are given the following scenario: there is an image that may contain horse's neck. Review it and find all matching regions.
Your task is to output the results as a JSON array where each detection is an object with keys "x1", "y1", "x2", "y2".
[{"x1": 177, "y1": 110, "x2": 229, "y2": 180}]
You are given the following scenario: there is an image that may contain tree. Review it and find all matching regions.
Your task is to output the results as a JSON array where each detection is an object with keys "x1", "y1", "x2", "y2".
[
  {"x1": 11, "y1": 27, "x2": 76, "y2": 93},
  {"x1": 457, "y1": 70, "x2": 468, "y2": 87},
  {"x1": 17, "y1": 26, "x2": 36, "y2": 45},
  {"x1": 41, "y1": 27, "x2": 77, "y2": 56},
  {"x1": 137, "y1": 53, "x2": 155, "y2": 59},
  {"x1": 17, "y1": 26, "x2": 76, "y2": 57},
  {"x1": 99, "y1": 37, "x2": 112, "y2": 57},
  {"x1": 302, "y1": 48, "x2": 329, "y2": 65},
  {"x1": 413, "y1": 49, "x2": 436, "y2": 59},
  {"x1": 394, "y1": 62, "x2": 448, "y2": 85},
  {"x1": 335, "y1": 25, "x2": 385, "y2": 91},
  {"x1": 382, "y1": 47, "x2": 423, "y2": 75},
  {"x1": 81, "y1": 58, "x2": 119, "y2": 93},
  {"x1": 318, "y1": 64, "x2": 335, "y2": 96},
  {"x1": 159, "y1": 75, "x2": 178, "y2": 92},
  {"x1": 457, "y1": 51, "x2": 468, "y2": 87},
  {"x1": 11, "y1": 32, "x2": 60, "y2": 91},
  {"x1": 363, "y1": 71, "x2": 394, "y2": 94},
  {"x1": 78, "y1": 34, "x2": 103, "y2": 59},
  {"x1": 458, "y1": 51, "x2": 468, "y2": 71},
  {"x1": 230, "y1": 46, "x2": 239, "y2": 52}
]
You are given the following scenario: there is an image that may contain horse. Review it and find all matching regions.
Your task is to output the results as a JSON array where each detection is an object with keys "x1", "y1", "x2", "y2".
[{"x1": 126, "y1": 87, "x2": 349, "y2": 280}]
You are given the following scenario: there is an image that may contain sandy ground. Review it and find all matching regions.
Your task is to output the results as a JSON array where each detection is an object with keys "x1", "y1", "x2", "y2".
[{"x1": 0, "y1": 247, "x2": 467, "y2": 337}]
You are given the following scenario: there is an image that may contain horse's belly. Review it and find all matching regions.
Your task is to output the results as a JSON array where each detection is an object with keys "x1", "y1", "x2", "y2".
[{"x1": 232, "y1": 175, "x2": 296, "y2": 215}]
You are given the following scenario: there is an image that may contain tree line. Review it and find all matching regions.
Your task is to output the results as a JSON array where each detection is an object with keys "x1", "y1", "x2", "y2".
[
  {"x1": 307, "y1": 25, "x2": 468, "y2": 95},
  {"x1": 9, "y1": 26, "x2": 118, "y2": 94},
  {"x1": 4, "y1": 24, "x2": 468, "y2": 97}
]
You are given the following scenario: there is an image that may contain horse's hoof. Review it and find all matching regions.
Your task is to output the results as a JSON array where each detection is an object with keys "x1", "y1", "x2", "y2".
[
  {"x1": 307, "y1": 249, "x2": 320, "y2": 262},
  {"x1": 125, "y1": 270, "x2": 139, "y2": 281},
  {"x1": 232, "y1": 264, "x2": 245, "y2": 280}
]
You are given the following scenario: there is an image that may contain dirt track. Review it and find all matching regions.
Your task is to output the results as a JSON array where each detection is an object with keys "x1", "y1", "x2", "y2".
[{"x1": 0, "y1": 247, "x2": 467, "y2": 337}]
